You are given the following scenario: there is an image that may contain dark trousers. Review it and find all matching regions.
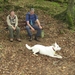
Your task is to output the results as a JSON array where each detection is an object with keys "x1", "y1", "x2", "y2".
[
  {"x1": 25, "y1": 25, "x2": 41, "y2": 37},
  {"x1": 8, "y1": 26, "x2": 20, "y2": 39}
]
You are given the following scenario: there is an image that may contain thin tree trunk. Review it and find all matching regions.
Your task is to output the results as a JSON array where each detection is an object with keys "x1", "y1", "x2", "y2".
[
  {"x1": 66, "y1": 0, "x2": 75, "y2": 29},
  {"x1": 67, "y1": 0, "x2": 74, "y2": 14}
]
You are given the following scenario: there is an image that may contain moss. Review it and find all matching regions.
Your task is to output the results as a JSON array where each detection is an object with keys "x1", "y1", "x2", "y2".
[
  {"x1": 26, "y1": 4, "x2": 49, "y2": 11},
  {"x1": 66, "y1": 13, "x2": 74, "y2": 29}
]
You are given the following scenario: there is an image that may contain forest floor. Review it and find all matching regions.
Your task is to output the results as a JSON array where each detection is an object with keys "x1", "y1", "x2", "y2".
[{"x1": 0, "y1": 0, "x2": 75, "y2": 75}]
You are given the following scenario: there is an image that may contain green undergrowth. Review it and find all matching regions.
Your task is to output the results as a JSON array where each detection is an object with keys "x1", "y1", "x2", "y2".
[
  {"x1": 0, "y1": 0, "x2": 67, "y2": 16},
  {"x1": 25, "y1": 1, "x2": 67, "y2": 16}
]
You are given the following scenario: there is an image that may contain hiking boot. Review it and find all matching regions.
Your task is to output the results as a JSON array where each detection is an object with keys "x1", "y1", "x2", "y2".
[
  {"x1": 10, "y1": 38, "x2": 13, "y2": 42},
  {"x1": 17, "y1": 38, "x2": 21, "y2": 42},
  {"x1": 29, "y1": 36, "x2": 32, "y2": 41},
  {"x1": 34, "y1": 37, "x2": 40, "y2": 42}
]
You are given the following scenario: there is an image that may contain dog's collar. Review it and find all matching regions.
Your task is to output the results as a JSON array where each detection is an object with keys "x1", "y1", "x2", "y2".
[{"x1": 52, "y1": 47, "x2": 55, "y2": 51}]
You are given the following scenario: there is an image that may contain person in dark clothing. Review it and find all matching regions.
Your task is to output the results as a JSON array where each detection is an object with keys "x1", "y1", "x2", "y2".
[{"x1": 25, "y1": 8, "x2": 42, "y2": 41}]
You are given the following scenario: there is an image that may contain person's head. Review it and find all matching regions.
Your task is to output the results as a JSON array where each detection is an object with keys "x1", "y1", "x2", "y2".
[
  {"x1": 30, "y1": 8, "x2": 35, "y2": 15},
  {"x1": 10, "y1": 11, "x2": 15, "y2": 17}
]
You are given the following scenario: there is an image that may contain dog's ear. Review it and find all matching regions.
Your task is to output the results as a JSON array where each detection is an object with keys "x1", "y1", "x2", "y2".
[
  {"x1": 52, "y1": 42, "x2": 57, "y2": 47},
  {"x1": 53, "y1": 42, "x2": 57, "y2": 47},
  {"x1": 52, "y1": 43, "x2": 55, "y2": 47},
  {"x1": 55, "y1": 42, "x2": 56, "y2": 44},
  {"x1": 55, "y1": 42, "x2": 57, "y2": 45}
]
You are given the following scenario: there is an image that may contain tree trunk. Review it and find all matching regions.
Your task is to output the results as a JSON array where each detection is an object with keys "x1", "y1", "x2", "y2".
[{"x1": 66, "y1": 0, "x2": 75, "y2": 29}]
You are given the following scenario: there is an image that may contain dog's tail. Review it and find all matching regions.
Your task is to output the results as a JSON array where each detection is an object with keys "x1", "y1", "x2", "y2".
[{"x1": 25, "y1": 44, "x2": 32, "y2": 50}]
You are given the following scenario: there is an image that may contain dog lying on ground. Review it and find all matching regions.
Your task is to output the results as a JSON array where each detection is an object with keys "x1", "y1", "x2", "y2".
[{"x1": 25, "y1": 42, "x2": 62, "y2": 59}]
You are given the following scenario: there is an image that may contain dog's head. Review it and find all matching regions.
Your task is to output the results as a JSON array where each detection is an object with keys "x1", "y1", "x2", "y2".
[{"x1": 52, "y1": 42, "x2": 61, "y2": 51}]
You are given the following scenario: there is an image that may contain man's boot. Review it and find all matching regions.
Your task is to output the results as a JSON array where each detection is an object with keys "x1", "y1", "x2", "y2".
[
  {"x1": 34, "y1": 36, "x2": 40, "y2": 42},
  {"x1": 29, "y1": 36, "x2": 32, "y2": 41}
]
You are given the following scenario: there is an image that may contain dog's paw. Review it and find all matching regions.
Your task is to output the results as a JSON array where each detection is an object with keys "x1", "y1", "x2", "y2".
[
  {"x1": 33, "y1": 53, "x2": 38, "y2": 56},
  {"x1": 57, "y1": 55, "x2": 62, "y2": 59},
  {"x1": 54, "y1": 54, "x2": 62, "y2": 59}
]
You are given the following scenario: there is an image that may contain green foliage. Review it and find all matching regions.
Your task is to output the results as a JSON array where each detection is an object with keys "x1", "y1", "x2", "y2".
[
  {"x1": 72, "y1": 6, "x2": 75, "y2": 20},
  {"x1": 45, "y1": 0, "x2": 68, "y2": 3},
  {"x1": 26, "y1": 4, "x2": 49, "y2": 11},
  {"x1": 54, "y1": 10, "x2": 67, "y2": 21},
  {"x1": 14, "y1": 6, "x2": 23, "y2": 11},
  {"x1": 26, "y1": 1, "x2": 67, "y2": 16},
  {"x1": 0, "y1": 0, "x2": 9, "y2": 11},
  {"x1": 3, "y1": 0, "x2": 8, "y2": 3},
  {"x1": 4, "y1": 5, "x2": 13, "y2": 10},
  {"x1": 36, "y1": 0, "x2": 44, "y2": 1},
  {"x1": 0, "y1": 4, "x2": 23, "y2": 11},
  {"x1": 54, "y1": 10, "x2": 74, "y2": 30}
]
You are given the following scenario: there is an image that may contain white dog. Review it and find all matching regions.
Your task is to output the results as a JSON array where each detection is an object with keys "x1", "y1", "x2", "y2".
[{"x1": 25, "y1": 42, "x2": 62, "y2": 59}]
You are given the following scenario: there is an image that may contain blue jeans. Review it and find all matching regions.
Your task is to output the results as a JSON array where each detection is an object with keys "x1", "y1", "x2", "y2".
[{"x1": 25, "y1": 25, "x2": 41, "y2": 37}]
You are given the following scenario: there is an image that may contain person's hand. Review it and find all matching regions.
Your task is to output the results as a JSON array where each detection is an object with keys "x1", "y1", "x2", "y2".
[
  {"x1": 31, "y1": 27, "x2": 35, "y2": 31},
  {"x1": 12, "y1": 26, "x2": 16, "y2": 30},
  {"x1": 39, "y1": 25, "x2": 42, "y2": 29}
]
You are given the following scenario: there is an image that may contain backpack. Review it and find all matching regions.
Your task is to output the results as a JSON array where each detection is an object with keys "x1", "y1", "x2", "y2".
[{"x1": 28, "y1": 14, "x2": 36, "y2": 20}]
